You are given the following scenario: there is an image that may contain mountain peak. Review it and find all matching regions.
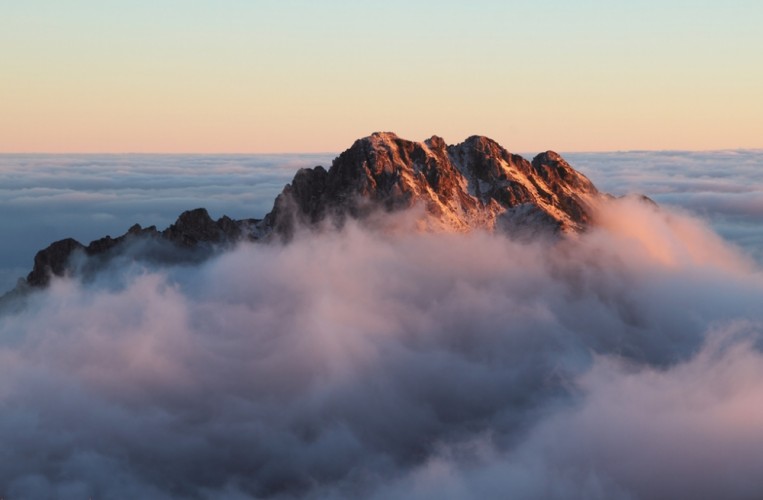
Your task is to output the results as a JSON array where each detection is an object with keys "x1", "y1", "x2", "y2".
[
  {"x1": 367, "y1": 131, "x2": 400, "y2": 141},
  {"x1": 265, "y1": 133, "x2": 601, "y2": 237},
  {"x1": 14, "y1": 133, "x2": 606, "y2": 291},
  {"x1": 534, "y1": 150, "x2": 564, "y2": 162},
  {"x1": 461, "y1": 134, "x2": 502, "y2": 147}
]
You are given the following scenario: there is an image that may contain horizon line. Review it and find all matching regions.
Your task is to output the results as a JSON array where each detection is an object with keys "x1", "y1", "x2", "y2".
[{"x1": 2, "y1": 147, "x2": 762, "y2": 156}]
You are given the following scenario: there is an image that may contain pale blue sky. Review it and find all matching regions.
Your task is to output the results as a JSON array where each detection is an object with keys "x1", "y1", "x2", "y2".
[{"x1": 2, "y1": 1, "x2": 761, "y2": 152}]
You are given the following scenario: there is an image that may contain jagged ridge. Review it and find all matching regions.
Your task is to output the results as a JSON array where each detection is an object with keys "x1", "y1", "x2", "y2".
[
  {"x1": 16, "y1": 133, "x2": 604, "y2": 291},
  {"x1": 265, "y1": 132, "x2": 600, "y2": 236},
  {"x1": 26, "y1": 209, "x2": 259, "y2": 287}
]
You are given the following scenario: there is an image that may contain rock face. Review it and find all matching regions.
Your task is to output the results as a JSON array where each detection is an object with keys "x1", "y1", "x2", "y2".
[
  {"x1": 25, "y1": 209, "x2": 257, "y2": 287},
  {"x1": 18, "y1": 133, "x2": 605, "y2": 290},
  {"x1": 26, "y1": 238, "x2": 86, "y2": 288},
  {"x1": 264, "y1": 132, "x2": 601, "y2": 237}
]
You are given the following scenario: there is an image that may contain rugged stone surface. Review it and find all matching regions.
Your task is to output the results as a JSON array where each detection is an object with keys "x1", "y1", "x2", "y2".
[
  {"x1": 162, "y1": 208, "x2": 247, "y2": 246},
  {"x1": 24, "y1": 209, "x2": 257, "y2": 288},
  {"x1": 16, "y1": 132, "x2": 608, "y2": 291},
  {"x1": 263, "y1": 132, "x2": 602, "y2": 237},
  {"x1": 26, "y1": 238, "x2": 86, "y2": 287}
]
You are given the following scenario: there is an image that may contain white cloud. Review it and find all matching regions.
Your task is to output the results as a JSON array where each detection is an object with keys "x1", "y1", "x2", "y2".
[
  {"x1": 568, "y1": 150, "x2": 763, "y2": 264},
  {"x1": 372, "y1": 323, "x2": 763, "y2": 500},
  {"x1": 0, "y1": 195, "x2": 762, "y2": 498}
]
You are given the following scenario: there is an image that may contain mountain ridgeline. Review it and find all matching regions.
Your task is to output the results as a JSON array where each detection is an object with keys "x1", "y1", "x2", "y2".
[
  {"x1": 265, "y1": 133, "x2": 600, "y2": 236},
  {"x1": 18, "y1": 133, "x2": 606, "y2": 290}
]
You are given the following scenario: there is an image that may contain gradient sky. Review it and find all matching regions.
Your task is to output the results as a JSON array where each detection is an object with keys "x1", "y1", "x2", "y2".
[{"x1": 2, "y1": 0, "x2": 761, "y2": 153}]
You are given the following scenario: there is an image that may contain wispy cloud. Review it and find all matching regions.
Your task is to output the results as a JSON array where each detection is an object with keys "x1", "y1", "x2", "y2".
[{"x1": 569, "y1": 150, "x2": 763, "y2": 262}]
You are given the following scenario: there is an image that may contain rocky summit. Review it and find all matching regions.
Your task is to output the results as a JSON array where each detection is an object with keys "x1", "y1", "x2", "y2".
[
  {"x1": 16, "y1": 133, "x2": 606, "y2": 291},
  {"x1": 265, "y1": 132, "x2": 601, "y2": 236}
]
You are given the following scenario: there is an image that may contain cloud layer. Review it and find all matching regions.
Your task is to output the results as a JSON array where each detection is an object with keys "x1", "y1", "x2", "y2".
[
  {"x1": 1, "y1": 193, "x2": 762, "y2": 498},
  {"x1": 567, "y1": 149, "x2": 763, "y2": 262}
]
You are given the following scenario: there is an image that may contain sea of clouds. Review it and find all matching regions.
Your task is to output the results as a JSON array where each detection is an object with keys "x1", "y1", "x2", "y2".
[
  {"x1": 568, "y1": 150, "x2": 763, "y2": 262},
  {"x1": 0, "y1": 150, "x2": 762, "y2": 499}
]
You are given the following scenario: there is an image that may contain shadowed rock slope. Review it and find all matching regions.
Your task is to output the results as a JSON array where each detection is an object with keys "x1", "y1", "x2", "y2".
[{"x1": 25, "y1": 209, "x2": 259, "y2": 288}]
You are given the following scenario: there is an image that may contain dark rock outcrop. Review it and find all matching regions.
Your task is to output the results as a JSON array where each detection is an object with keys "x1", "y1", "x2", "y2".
[
  {"x1": 162, "y1": 208, "x2": 246, "y2": 246},
  {"x1": 24, "y1": 209, "x2": 258, "y2": 288},
  {"x1": 26, "y1": 238, "x2": 85, "y2": 287}
]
